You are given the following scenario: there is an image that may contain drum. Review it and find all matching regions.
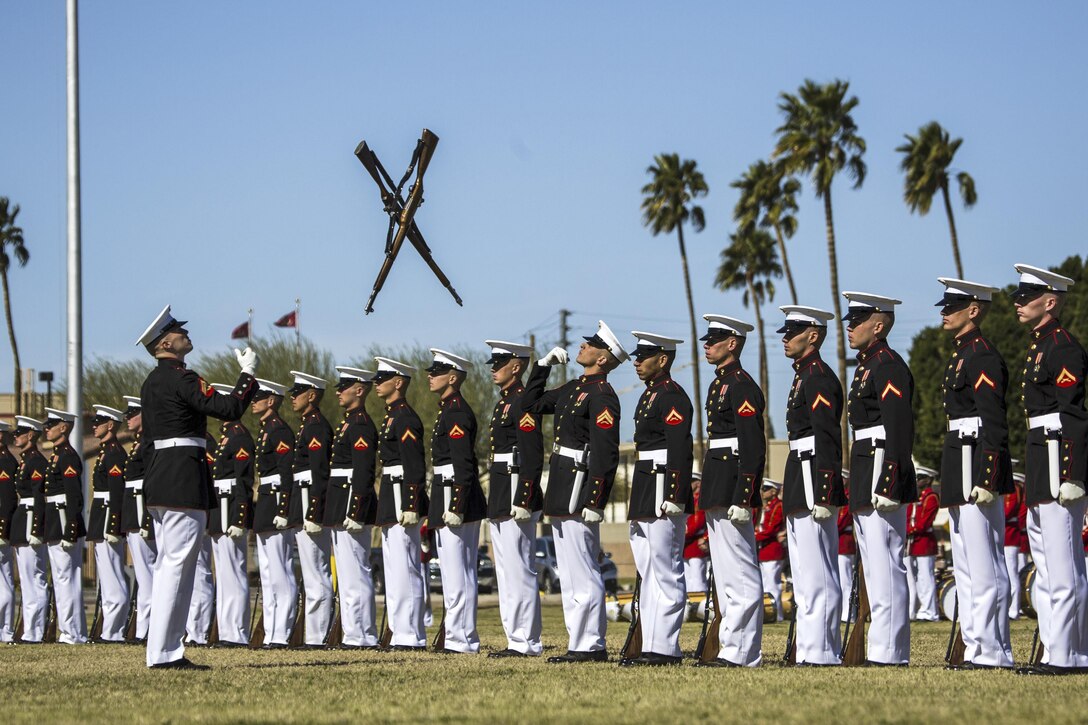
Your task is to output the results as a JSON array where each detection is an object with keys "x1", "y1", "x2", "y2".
[
  {"x1": 762, "y1": 593, "x2": 776, "y2": 623},
  {"x1": 937, "y1": 576, "x2": 957, "y2": 621},
  {"x1": 1020, "y1": 563, "x2": 1037, "y2": 620},
  {"x1": 782, "y1": 583, "x2": 795, "y2": 618}
]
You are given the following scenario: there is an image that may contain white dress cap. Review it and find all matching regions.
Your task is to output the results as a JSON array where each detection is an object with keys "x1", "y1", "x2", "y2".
[
  {"x1": 701, "y1": 314, "x2": 755, "y2": 340},
  {"x1": 428, "y1": 349, "x2": 474, "y2": 373},
  {"x1": 935, "y1": 277, "x2": 999, "y2": 306},
  {"x1": 44, "y1": 407, "x2": 77, "y2": 423},
  {"x1": 629, "y1": 331, "x2": 683, "y2": 356},
  {"x1": 135, "y1": 304, "x2": 187, "y2": 347},
  {"x1": 841, "y1": 291, "x2": 902, "y2": 320},
  {"x1": 583, "y1": 320, "x2": 629, "y2": 363},
  {"x1": 14, "y1": 416, "x2": 43, "y2": 432},
  {"x1": 335, "y1": 366, "x2": 376, "y2": 384},
  {"x1": 374, "y1": 357, "x2": 416, "y2": 380},
  {"x1": 92, "y1": 405, "x2": 125, "y2": 422},
  {"x1": 485, "y1": 340, "x2": 535, "y2": 361},
  {"x1": 1013, "y1": 263, "x2": 1075, "y2": 293},
  {"x1": 288, "y1": 370, "x2": 328, "y2": 394},
  {"x1": 255, "y1": 379, "x2": 287, "y2": 397},
  {"x1": 777, "y1": 306, "x2": 835, "y2": 333},
  {"x1": 123, "y1": 396, "x2": 142, "y2": 410}
]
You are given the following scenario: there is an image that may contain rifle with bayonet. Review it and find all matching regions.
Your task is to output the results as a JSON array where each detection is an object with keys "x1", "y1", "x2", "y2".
[{"x1": 354, "y1": 129, "x2": 462, "y2": 315}]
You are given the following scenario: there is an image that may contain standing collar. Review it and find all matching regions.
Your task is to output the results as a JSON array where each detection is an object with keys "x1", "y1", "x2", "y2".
[
  {"x1": 792, "y1": 349, "x2": 822, "y2": 372},
  {"x1": 856, "y1": 339, "x2": 889, "y2": 363}
]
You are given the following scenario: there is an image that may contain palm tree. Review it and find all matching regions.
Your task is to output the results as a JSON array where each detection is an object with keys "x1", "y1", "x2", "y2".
[
  {"x1": 641, "y1": 153, "x2": 708, "y2": 458},
  {"x1": 773, "y1": 79, "x2": 866, "y2": 461},
  {"x1": 731, "y1": 160, "x2": 802, "y2": 304},
  {"x1": 896, "y1": 121, "x2": 976, "y2": 278},
  {"x1": 715, "y1": 227, "x2": 781, "y2": 437},
  {"x1": 0, "y1": 198, "x2": 29, "y2": 415}
]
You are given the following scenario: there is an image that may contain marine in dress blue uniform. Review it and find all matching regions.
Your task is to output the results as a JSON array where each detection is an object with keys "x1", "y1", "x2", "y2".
[
  {"x1": 41, "y1": 407, "x2": 87, "y2": 644},
  {"x1": 87, "y1": 405, "x2": 131, "y2": 643}
]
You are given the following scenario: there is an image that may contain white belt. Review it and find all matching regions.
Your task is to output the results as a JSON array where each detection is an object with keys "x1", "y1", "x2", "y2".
[
  {"x1": 637, "y1": 449, "x2": 668, "y2": 465},
  {"x1": 19, "y1": 497, "x2": 34, "y2": 507},
  {"x1": 293, "y1": 470, "x2": 313, "y2": 486},
  {"x1": 93, "y1": 491, "x2": 110, "y2": 501},
  {"x1": 492, "y1": 453, "x2": 515, "y2": 465},
  {"x1": 948, "y1": 416, "x2": 982, "y2": 435},
  {"x1": 125, "y1": 478, "x2": 144, "y2": 491},
  {"x1": 383, "y1": 465, "x2": 404, "y2": 477},
  {"x1": 153, "y1": 437, "x2": 207, "y2": 449},
  {"x1": 433, "y1": 464, "x2": 455, "y2": 478},
  {"x1": 46, "y1": 494, "x2": 66, "y2": 505},
  {"x1": 213, "y1": 478, "x2": 235, "y2": 494},
  {"x1": 853, "y1": 425, "x2": 886, "y2": 441},
  {"x1": 708, "y1": 437, "x2": 738, "y2": 451},
  {"x1": 331, "y1": 468, "x2": 353, "y2": 478},
  {"x1": 789, "y1": 435, "x2": 815, "y2": 454},
  {"x1": 1028, "y1": 412, "x2": 1062, "y2": 431},
  {"x1": 555, "y1": 445, "x2": 587, "y2": 464},
  {"x1": 259, "y1": 474, "x2": 282, "y2": 488}
]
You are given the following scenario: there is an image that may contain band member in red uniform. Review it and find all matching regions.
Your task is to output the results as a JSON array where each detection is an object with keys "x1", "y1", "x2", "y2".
[
  {"x1": 684, "y1": 471, "x2": 709, "y2": 602},
  {"x1": 905, "y1": 467, "x2": 939, "y2": 622},
  {"x1": 838, "y1": 477, "x2": 856, "y2": 624},
  {"x1": 756, "y1": 480, "x2": 785, "y2": 621},
  {"x1": 1005, "y1": 473, "x2": 1024, "y2": 619}
]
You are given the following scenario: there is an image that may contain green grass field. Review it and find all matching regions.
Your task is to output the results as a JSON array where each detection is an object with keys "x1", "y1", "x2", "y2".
[{"x1": 0, "y1": 599, "x2": 1081, "y2": 724}]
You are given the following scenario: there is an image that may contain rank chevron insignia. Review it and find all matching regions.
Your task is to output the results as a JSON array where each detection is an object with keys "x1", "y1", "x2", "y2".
[
  {"x1": 974, "y1": 372, "x2": 996, "y2": 390},
  {"x1": 275, "y1": 441, "x2": 292, "y2": 454},
  {"x1": 235, "y1": 448, "x2": 250, "y2": 460},
  {"x1": 1056, "y1": 367, "x2": 1078, "y2": 388},
  {"x1": 881, "y1": 381, "x2": 903, "y2": 400},
  {"x1": 63, "y1": 465, "x2": 79, "y2": 477},
  {"x1": 31, "y1": 471, "x2": 43, "y2": 480},
  {"x1": 664, "y1": 407, "x2": 685, "y2": 425},
  {"x1": 401, "y1": 429, "x2": 418, "y2": 442},
  {"x1": 108, "y1": 464, "x2": 123, "y2": 476},
  {"x1": 308, "y1": 437, "x2": 323, "y2": 450},
  {"x1": 737, "y1": 400, "x2": 757, "y2": 417},
  {"x1": 353, "y1": 437, "x2": 368, "y2": 450},
  {"x1": 0, "y1": 471, "x2": 8, "y2": 480},
  {"x1": 595, "y1": 408, "x2": 615, "y2": 429},
  {"x1": 449, "y1": 424, "x2": 466, "y2": 439},
  {"x1": 811, "y1": 393, "x2": 832, "y2": 411},
  {"x1": 518, "y1": 413, "x2": 536, "y2": 432}
]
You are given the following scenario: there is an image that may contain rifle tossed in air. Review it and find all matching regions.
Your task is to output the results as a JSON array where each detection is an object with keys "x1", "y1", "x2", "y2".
[{"x1": 354, "y1": 129, "x2": 463, "y2": 315}]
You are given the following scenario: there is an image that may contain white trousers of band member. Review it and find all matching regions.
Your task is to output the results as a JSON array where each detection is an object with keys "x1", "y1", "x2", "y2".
[
  {"x1": 853, "y1": 508, "x2": 909, "y2": 664},
  {"x1": 1027, "y1": 499, "x2": 1088, "y2": 668},
  {"x1": 1004, "y1": 546, "x2": 1022, "y2": 619},
  {"x1": 421, "y1": 559, "x2": 434, "y2": 627},
  {"x1": 838, "y1": 554, "x2": 856, "y2": 623},
  {"x1": 294, "y1": 527, "x2": 334, "y2": 645},
  {"x1": 185, "y1": 534, "x2": 214, "y2": 643},
  {"x1": 705, "y1": 510, "x2": 763, "y2": 666},
  {"x1": 905, "y1": 555, "x2": 938, "y2": 621},
  {"x1": 127, "y1": 533, "x2": 157, "y2": 639},
  {"x1": 436, "y1": 522, "x2": 481, "y2": 653},
  {"x1": 147, "y1": 508, "x2": 205, "y2": 666},
  {"x1": 760, "y1": 559, "x2": 784, "y2": 621},
  {"x1": 948, "y1": 503, "x2": 1013, "y2": 666},
  {"x1": 47, "y1": 539, "x2": 87, "y2": 644},
  {"x1": 93, "y1": 539, "x2": 131, "y2": 641},
  {"x1": 331, "y1": 527, "x2": 377, "y2": 647},
  {"x1": 14, "y1": 545, "x2": 48, "y2": 642},
  {"x1": 0, "y1": 545, "x2": 13, "y2": 641},
  {"x1": 552, "y1": 516, "x2": 607, "y2": 652},
  {"x1": 786, "y1": 511, "x2": 842, "y2": 665},
  {"x1": 629, "y1": 515, "x2": 687, "y2": 658},
  {"x1": 255, "y1": 530, "x2": 297, "y2": 645},
  {"x1": 381, "y1": 523, "x2": 426, "y2": 647},
  {"x1": 489, "y1": 514, "x2": 543, "y2": 655},
  {"x1": 684, "y1": 557, "x2": 708, "y2": 596},
  {"x1": 211, "y1": 533, "x2": 250, "y2": 644}
]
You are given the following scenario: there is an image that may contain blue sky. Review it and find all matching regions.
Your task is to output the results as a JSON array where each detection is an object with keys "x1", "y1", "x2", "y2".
[{"x1": 3, "y1": 2, "x2": 1086, "y2": 438}]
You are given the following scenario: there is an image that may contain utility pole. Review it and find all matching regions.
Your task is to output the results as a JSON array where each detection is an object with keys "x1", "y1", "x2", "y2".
[
  {"x1": 558, "y1": 308, "x2": 570, "y2": 383},
  {"x1": 66, "y1": 0, "x2": 85, "y2": 504}
]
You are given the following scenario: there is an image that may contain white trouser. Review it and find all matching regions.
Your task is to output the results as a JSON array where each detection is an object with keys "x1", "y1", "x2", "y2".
[
  {"x1": 705, "y1": 509, "x2": 762, "y2": 666},
  {"x1": 295, "y1": 527, "x2": 334, "y2": 645},
  {"x1": 0, "y1": 545, "x2": 13, "y2": 641},
  {"x1": 93, "y1": 539, "x2": 131, "y2": 641},
  {"x1": 629, "y1": 515, "x2": 687, "y2": 658},
  {"x1": 905, "y1": 555, "x2": 938, "y2": 621},
  {"x1": 127, "y1": 532, "x2": 158, "y2": 639},
  {"x1": 211, "y1": 533, "x2": 250, "y2": 644},
  {"x1": 760, "y1": 559, "x2": 785, "y2": 621},
  {"x1": 331, "y1": 526, "x2": 377, "y2": 647},
  {"x1": 381, "y1": 523, "x2": 426, "y2": 647},
  {"x1": 14, "y1": 545, "x2": 48, "y2": 642},
  {"x1": 47, "y1": 539, "x2": 87, "y2": 644},
  {"x1": 489, "y1": 514, "x2": 542, "y2": 655},
  {"x1": 421, "y1": 559, "x2": 433, "y2": 628},
  {"x1": 552, "y1": 516, "x2": 606, "y2": 652},
  {"x1": 838, "y1": 554, "x2": 856, "y2": 623},
  {"x1": 1026, "y1": 499, "x2": 1088, "y2": 668},
  {"x1": 853, "y1": 507, "x2": 909, "y2": 664},
  {"x1": 949, "y1": 503, "x2": 1013, "y2": 666},
  {"x1": 1004, "y1": 546, "x2": 1022, "y2": 619},
  {"x1": 436, "y1": 521, "x2": 481, "y2": 653},
  {"x1": 147, "y1": 508, "x2": 205, "y2": 666},
  {"x1": 255, "y1": 530, "x2": 297, "y2": 645},
  {"x1": 185, "y1": 534, "x2": 214, "y2": 643},
  {"x1": 786, "y1": 511, "x2": 842, "y2": 665}
]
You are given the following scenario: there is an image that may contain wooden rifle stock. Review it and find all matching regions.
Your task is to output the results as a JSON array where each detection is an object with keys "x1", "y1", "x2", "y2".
[
  {"x1": 696, "y1": 570, "x2": 722, "y2": 663},
  {"x1": 620, "y1": 574, "x2": 643, "y2": 662},
  {"x1": 123, "y1": 579, "x2": 140, "y2": 642},
  {"x1": 841, "y1": 561, "x2": 869, "y2": 666},
  {"x1": 287, "y1": 588, "x2": 306, "y2": 648},
  {"x1": 782, "y1": 605, "x2": 798, "y2": 665},
  {"x1": 945, "y1": 599, "x2": 965, "y2": 666},
  {"x1": 1029, "y1": 625, "x2": 1044, "y2": 665},
  {"x1": 431, "y1": 606, "x2": 448, "y2": 651},
  {"x1": 43, "y1": 583, "x2": 57, "y2": 643},
  {"x1": 379, "y1": 604, "x2": 393, "y2": 649},
  {"x1": 207, "y1": 594, "x2": 219, "y2": 646},
  {"x1": 248, "y1": 575, "x2": 265, "y2": 649},
  {"x1": 89, "y1": 583, "x2": 103, "y2": 641}
]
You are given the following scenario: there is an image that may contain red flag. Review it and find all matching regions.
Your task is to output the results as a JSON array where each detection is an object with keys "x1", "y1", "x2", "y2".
[
  {"x1": 274, "y1": 311, "x2": 297, "y2": 328},
  {"x1": 230, "y1": 321, "x2": 250, "y2": 340}
]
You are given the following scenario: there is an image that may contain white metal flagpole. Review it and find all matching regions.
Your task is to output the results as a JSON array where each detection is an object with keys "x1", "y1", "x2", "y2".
[{"x1": 66, "y1": 0, "x2": 86, "y2": 508}]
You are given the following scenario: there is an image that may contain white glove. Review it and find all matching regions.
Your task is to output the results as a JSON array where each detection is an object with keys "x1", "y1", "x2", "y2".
[
  {"x1": 442, "y1": 510, "x2": 464, "y2": 528},
  {"x1": 970, "y1": 486, "x2": 995, "y2": 505},
  {"x1": 273, "y1": 515, "x2": 289, "y2": 530},
  {"x1": 343, "y1": 517, "x2": 365, "y2": 533},
  {"x1": 105, "y1": 533, "x2": 121, "y2": 545},
  {"x1": 0, "y1": 537, "x2": 8, "y2": 547},
  {"x1": 139, "y1": 528, "x2": 150, "y2": 540},
  {"x1": 811, "y1": 505, "x2": 834, "y2": 522},
  {"x1": 234, "y1": 347, "x2": 259, "y2": 376},
  {"x1": 661, "y1": 500, "x2": 683, "y2": 516},
  {"x1": 303, "y1": 520, "x2": 323, "y2": 534},
  {"x1": 227, "y1": 526, "x2": 245, "y2": 539},
  {"x1": 872, "y1": 494, "x2": 900, "y2": 512},
  {"x1": 60, "y1": 539, "x2": 75, "y2": 551},
  {"x1": 511, "y1": 506, "x2": 531, "y2": 522},
  {"x1": 726, "y1": 505, "x2": 751, "y2": 524},
  {"x1": 399, "y1": 510, "x2": 420, "y2": 527},
  {"x1": 538, "y1": 347, "x2": 569, "y2": 367},
  {"x1": 581, "y1": 507, "x2": 604, "y2": 524},
  {"x1": 29, "y1": 535, "x2": 44, "y2": 546},
  {"x1": 1059, "y1": 481, "x2": 1086, "y2": 506}
]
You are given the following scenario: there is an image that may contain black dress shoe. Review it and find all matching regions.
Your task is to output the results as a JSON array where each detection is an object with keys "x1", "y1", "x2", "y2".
[
  {"x1": 215, "y1": 641, "x2": 247, "y2": 649},
  {"x1": 261, "y1": 643, "x2": 288, "y2": 650},
  {"x1": 946, "y1": 661, "x2": 1010, "y2": 671},
  {"x1": 437, "y1": 648, "x2": 474, "y2": 655},
  {"x1": 150, "y1": 657, "x2": 210, "y2": 671},
  {"x1": 547, "y1": 650, "x2": 609, "y2": 663},
  {"x1": 337, "y1": 644, "x2": 380, "y2": 651},
  {"x1": 1016, "y1": 663, "x2": 1082, "y2": 676},
  {"x1": 795, "y1": 661, "x2": 839, "y2": 668},
  {"x1": 864, "y1": 660, "x2": 908, "y2": 668},
  {"x1": 619, "y1": 653, "x2": 682, "y2": 667},
  {"x1": 694, "y1": 658, "x2": 743, "y2": 668},
  {"x1": 488, "y1": 648, "x2": 529, "y2": 658},
  {"x1": 388, "y1": 645, "x2": 426, "y2": 652}
]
